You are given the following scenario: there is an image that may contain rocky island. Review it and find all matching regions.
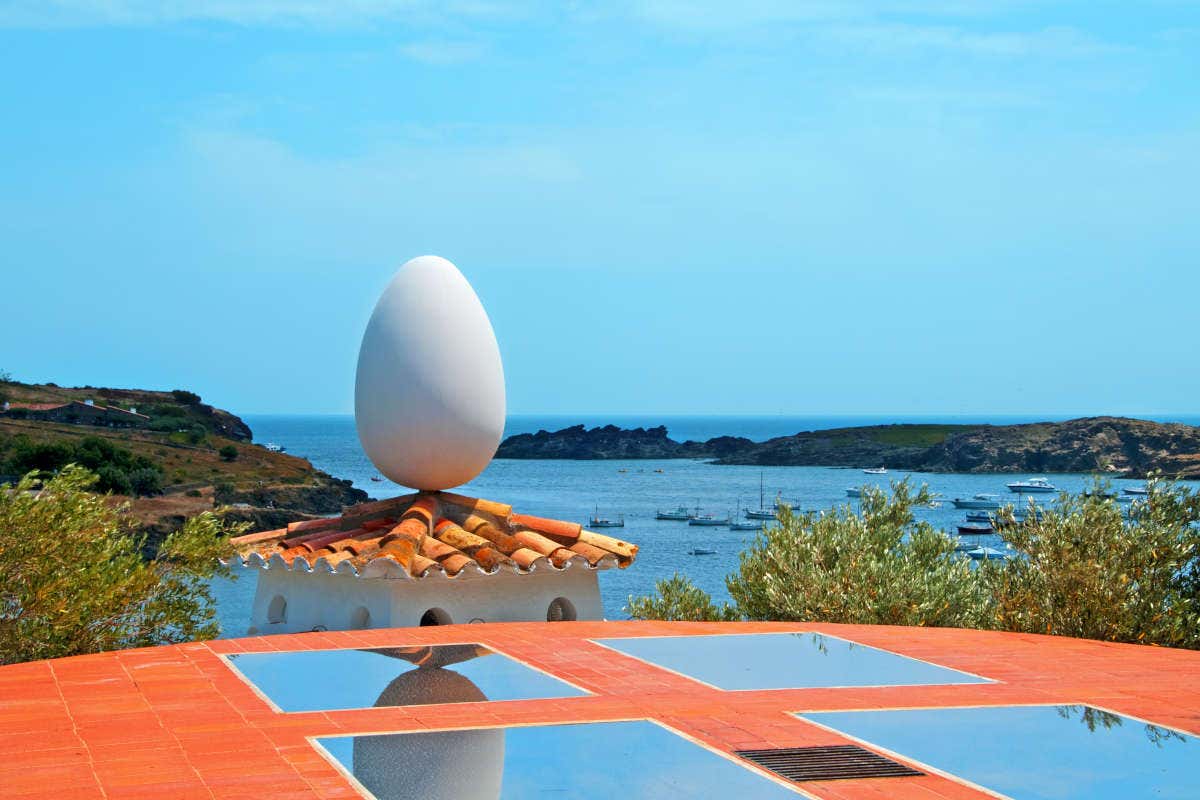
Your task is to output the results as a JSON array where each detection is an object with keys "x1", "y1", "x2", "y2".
[
  {"x1": 0, "y1": 381, "x2": 368, "y2": 546},
  {"x1": 496, "y1": 417, "x2": 1200, "y2": 479}
]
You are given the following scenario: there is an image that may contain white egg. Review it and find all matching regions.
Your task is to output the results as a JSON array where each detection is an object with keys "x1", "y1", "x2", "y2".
[{"x1": 355, "y1": 255, "x2": 505, "y2": 491}]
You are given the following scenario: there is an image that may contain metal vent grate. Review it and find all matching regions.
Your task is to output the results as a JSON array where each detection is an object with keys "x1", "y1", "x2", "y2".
[{"x1": 736, "y1": 744, "x2": 923, "y2": 782}]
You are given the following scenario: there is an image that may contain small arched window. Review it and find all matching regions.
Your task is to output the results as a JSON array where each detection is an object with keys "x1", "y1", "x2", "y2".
[
  {"x1": 547, "y1": 596, "x2": 577, "y2": 622},
  {"x1": 419, "y1": 607, "x2": 452, "y2": 627},
  {"x1": 267, "y1": 595, "x2": 287, "y2": 625},
  {"x1": 350, "y1": 606, "x2": 371, "y2": 630}
]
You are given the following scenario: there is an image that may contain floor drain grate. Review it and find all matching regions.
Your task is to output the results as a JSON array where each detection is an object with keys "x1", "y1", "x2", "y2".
[{"x1": 736, "y1": 744, "x2": 923, "y2": 782}]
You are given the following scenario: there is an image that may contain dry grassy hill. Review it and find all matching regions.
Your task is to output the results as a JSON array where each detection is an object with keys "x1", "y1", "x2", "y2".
[{"x1": 0, "y1": 380, "x2": 368, "y2": 548}]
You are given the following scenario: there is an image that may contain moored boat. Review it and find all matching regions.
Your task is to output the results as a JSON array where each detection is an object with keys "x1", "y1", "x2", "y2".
[
  {"x1": 729, "y1": 519, "x2": 763, "y2": 531},
  {"x1": 745, "y1": 473, "x2": 775, "y2": 519},
  {"x1": 1006, "y1": 477, "x2": 1058, "y2": 493},
  {"x1": 951, "y1": 494, "x2": 1002, "y2": 510},
  {"x1": 967, "y1": 546, "x2": 1007, "y2": 561},
  {"x1": 656, "y1": 506, "x2": 693, "y2": 521},
  {"x1": 964, "y1": 511, "x2": 993, "y2": 522},
  {"x1": 688, "y1": 548, "x2": 717, "y2": 555},
  {"x1": 1124, "y1": 486, "x2": 1150, "y2": 496},
  {"x1": 957, "y1": 523, "x2": 994, "y2": 535},
  {"x1": 845, "y1": 488, "x2": 862, "y2": 498},
  {"x1": 688, "y1": 514, "x2": 730, "y2": 527},
  {"x1": 588, "y1": 506, "x2": 625, "y2": 528},
  {"x1": 863, "y1": 466, "x2": 887, "y2": 475}
]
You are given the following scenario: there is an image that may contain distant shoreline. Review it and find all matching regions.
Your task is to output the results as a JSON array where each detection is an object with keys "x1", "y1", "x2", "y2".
[{"x1": 494, "y1": 416, "x2": 1200, "y2": 479}]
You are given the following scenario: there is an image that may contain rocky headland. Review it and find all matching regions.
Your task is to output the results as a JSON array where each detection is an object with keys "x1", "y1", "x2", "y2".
[
  {"x1": 0, "y1": 380, "x2": 369, "y2": 545},
  {"x1": 496, "y1": 417, "x2": 1200, "y2": 479}
]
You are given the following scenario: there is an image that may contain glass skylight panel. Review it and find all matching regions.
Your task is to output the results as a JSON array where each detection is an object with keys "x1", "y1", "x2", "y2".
[
  {"x1": 316, "y1": 720, "x2": 804, "y2": 799},
  {"x1": 593, "y1": 632, "x2": 990, "y2": 690},
  {"x1": 801, "y1": 704, "x2": 1195, "y2": 799},
  {"x1": 226, "y1": 643, "x2": 586, "y2": 712}
]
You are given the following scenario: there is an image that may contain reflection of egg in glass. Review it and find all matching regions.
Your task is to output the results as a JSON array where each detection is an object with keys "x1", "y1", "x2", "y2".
[
  {"x1": 353, "y1": 668, "x2": 503, "y2": 800},
  {"x1": 355, "y1": 256, "x2": 506, "y2": 490}
]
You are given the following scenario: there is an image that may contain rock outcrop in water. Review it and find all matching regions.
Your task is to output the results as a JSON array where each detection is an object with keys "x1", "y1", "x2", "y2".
[{"x1": 495, "y1": 417, "x2": 1200, "y2": 479}]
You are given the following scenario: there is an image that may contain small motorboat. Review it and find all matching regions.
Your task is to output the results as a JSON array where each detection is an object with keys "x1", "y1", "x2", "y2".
[
  {"x1": 264, "y1": 443, "x2": 286, "y2": 453},
  {"x1": 952, "y1": 494, "x2": 1002, "y2": 510},
  {"x1": 863, "y1": 467, "x2": 887, "y2": 475},
  {"x1": 656, "y1": 506, "x2": 693, "y2": 521},
  {"x1": 964, "y1": 511, "x2": 993, "y2": 522},
  {"x1": 845, "y1": 488, "x2": 862, "y2": 498},
  {"x1": 654, "y1": 469, "x2": 665, "y2": 474},
  {"x1": 689, "y1": 548, "x2": 717, "y2": 555},
  {"x1": 1006, "y1": 477, "x2": 1058, "y2": 493},
  {"x1": 957, "y1": 523, "x2": 994, "y2": 535},
  {"x1": 1124, "y1": 486, "x2": 1150, "y2": 496},
  {"x1": 370, "y1": 476, "x2": 383, "y2": 482},
  {"x1": 967, "y1": 546, "x2": 1007, "y2": 561},
  {"x1": 588, "y1": 506, "x2": 625, "y2": 528},
  {"x1": 729, "y1": 519, "x2": 763, "y2": 531},
  {"x1": 688, "y1": 514, "x2": 730, "y2": 527}
]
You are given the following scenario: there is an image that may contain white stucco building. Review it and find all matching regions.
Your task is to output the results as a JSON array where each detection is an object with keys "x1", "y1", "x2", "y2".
[{"x1": 229, "y1": 491, "x2": 637, "y2": 635}]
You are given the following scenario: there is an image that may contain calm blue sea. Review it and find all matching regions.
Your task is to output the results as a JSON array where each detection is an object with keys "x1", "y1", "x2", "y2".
[{"x1": 211, "y1": 414, "x2": 1200, "y2": 636}]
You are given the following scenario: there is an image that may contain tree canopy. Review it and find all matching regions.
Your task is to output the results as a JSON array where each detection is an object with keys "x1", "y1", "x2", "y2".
[{"x1": 0, "y1": 466, "x2": 243, "y2": 664}]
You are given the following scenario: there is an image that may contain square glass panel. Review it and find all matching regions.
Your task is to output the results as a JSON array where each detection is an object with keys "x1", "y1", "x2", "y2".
[
  {"x1": 316, "y1": 720, "x2": 804, "y2": 799},
  {"x1": 226, "y1": 643, "x2": 586, "y2": 712},
  {"x1": 801, "y1": 705, "x2": 1195, "y2": 799},
  {"x1": 593, "y1": 632, "x2": 990, "y2": 690}
]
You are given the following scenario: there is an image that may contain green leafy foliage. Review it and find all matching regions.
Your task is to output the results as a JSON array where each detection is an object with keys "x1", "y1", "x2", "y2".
[
  {"x1": 729, "y1": 482, "x2": 988, "y2": 627},
  {"x1": 219, "y1": 444, "x2": 238, "y2": 462},
  {"x1": 627, "y1": 573, "x2": 738, "y2": 621},
  {"x1": 985, "y1": 477, "x2": 1200, "y2": 647},
  {"x1": 0, "y1": 466, "x2": 243, "y2": 664}
]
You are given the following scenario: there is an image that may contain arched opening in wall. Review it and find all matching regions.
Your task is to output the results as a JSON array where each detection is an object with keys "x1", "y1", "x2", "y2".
[
  {"x1": 350, "y1": 606, "x2": 371, "y2": 630},
  {"x1": 547, "y1": 596, "x2": 577, "y2": 622},
  {"x1": 419, "y1": 607, "x2": 452, "y2": 627},
  {"x1": 267, "y1": 595, "x2": 287, "y2": 625}
]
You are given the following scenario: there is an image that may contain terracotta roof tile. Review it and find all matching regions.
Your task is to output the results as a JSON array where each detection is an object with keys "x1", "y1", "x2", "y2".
[
  {"x1": 510, "y1": 513, "x2": 582, "y2": 542},
  {"x1": 228, "y1": 490, "x2": 637, "y2": 580}
]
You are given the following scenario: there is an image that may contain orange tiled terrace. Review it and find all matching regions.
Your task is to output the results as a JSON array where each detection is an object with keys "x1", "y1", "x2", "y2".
[{"x1": 2, "y1": 618, "x2": 1198, "y2": 799}]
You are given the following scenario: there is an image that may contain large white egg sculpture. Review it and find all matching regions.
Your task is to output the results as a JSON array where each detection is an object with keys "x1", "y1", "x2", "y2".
[{"x1": 355, "y1": 255, "x2": 505, "y2": 491}]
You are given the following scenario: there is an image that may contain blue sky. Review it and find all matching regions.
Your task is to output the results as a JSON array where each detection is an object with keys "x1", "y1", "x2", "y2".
[{"x1": 2, "y1": 2, "x2": 1197, "y2": 416}]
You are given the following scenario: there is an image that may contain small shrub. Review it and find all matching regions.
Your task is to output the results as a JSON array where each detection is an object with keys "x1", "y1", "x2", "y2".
[
  {"x1": 128, "y1": 468, "x2": 162, "y2": 497},
  {"x1": 171, "y1": 390, "x2": 201, "y2": 405},
  {"x1": 627, "y1": 574, "x2": 738, "y2": 621},
  {"x1": 185, "y1": 489, "x2": 202, "y2": 498},
  {"x1": 219, "y1": 445, "x2": 238, "y2": 462},
  {"x1": 95, "y1": 466, "x2": 132, "y2": 495}
]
